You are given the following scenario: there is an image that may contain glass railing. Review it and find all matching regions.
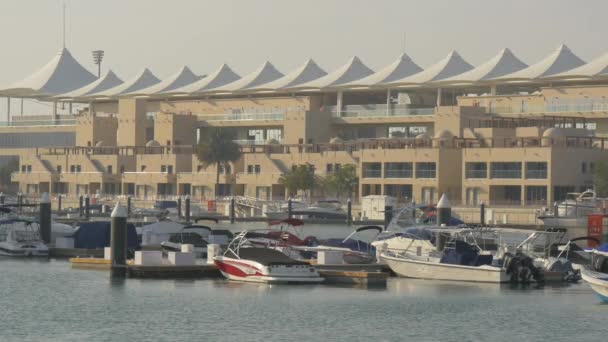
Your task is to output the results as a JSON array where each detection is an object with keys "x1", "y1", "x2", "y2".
[
  {"x1": 491, "y1": 170, "x2": 522, "y2": 179},
  {"x1": 415, "y1": 170, "x2": 436, "y2": 178},
  {"x1": 362, "y1": 169, "x2": 382, "y2": 178},
  {"x1": 465, "y1": 170, "x2": 487, "y2": 179},
  {"x1": 327, "y1": 104, "x2": 435, "y2": 118},
  {"x1": 0, "y1": 119, "x2": 77, "y2": 127},
  {"x1": 384, "y1": 170, "x2": 413, "y2": 178},
  {"x1": 525, "y1": 170, "x2": 548, "y2": 179},
  {"x1": 199, "y1": 112, "x2": 284, "y2": 122},
  {"x1": 486, "y1": 101, "x2": 608, "y2": 115}
]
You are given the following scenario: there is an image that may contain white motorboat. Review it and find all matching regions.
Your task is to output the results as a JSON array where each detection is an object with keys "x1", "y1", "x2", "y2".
[
  {"x1": 214, "y1": 231, "x2": 323, "y2": 284},
  {"x1": 139, "y1": 220, "x2": 185, "y2": 248},
  {"x1": 0, "y1": 218, "x2": 49, "y2": 257},
  {"x1": 581, "y1": 247, "x2": 608, "y2": 302},
  {"x1": 160, "y1": 224, "x2": 234, "y2": 258},
  {"x1": 538, "y1": 189, "x2": 605, "y2": 228},
  {"x1": 265, "y1": 200, "x2": 346, "y2": 220}
]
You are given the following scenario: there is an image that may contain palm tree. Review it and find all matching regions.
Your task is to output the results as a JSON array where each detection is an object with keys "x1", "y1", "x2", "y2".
[{"x1": 195, "y1": 129, "x2": 242, "y2": 198}]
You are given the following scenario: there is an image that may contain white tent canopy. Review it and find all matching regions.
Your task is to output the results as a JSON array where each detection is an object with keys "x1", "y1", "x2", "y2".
[
  {"x1": 342, "y1": 53, "x2": 423, "y2": 88},
  {"x1": 547, "y1": 52, "x2": 608, "y2": 80},
  {"x1": 384, "y1": 51, "x2": 473, "y2": 86},
  {"x1": 291, "y1": 56, "x2": 374, "y2": 90},
  {"x1": 127, "y1": 66, "x2": 200, "y2": 96},
  {"x1": 89, "y1": 68, "x2": 161, "y2": 98},
  {"x1": 207, "y1": 61, "x2": 283, "y2": 93},
  {"x1": 168, "y1": 64, "x2": 240, "y2": 94},
  {"x1": 438, "y1": 48, "x2": 527, "y2": 85},
  {"x1": 492, "y1": 44, "x2": 585, "y2": 81},
  {"x1": 1, "y1": 48, "x2": 97, "y2": 98},
  {"x1": 251, "y1": 59, "x2": 327, "y2": 91},
  {"x1": 55, "y1": 69, "x2": 123, "y2": 100}
]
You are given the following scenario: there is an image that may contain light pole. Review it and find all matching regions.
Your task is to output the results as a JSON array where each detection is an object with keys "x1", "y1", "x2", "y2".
[{"x1": 92, "y1": 50, "x2": 105, "y2": 77}]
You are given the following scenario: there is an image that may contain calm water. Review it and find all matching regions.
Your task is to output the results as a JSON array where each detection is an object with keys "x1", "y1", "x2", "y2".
[{"x1": 0, "y1": 258, "x2": 605, "y2": 342}]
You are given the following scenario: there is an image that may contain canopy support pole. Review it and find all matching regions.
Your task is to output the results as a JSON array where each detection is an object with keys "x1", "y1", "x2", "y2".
[
  {"x1": 53, "y1": 101, "x2": 58, "y2": 122},
  {"x1": 436, "y1": 88, "x2": 442, "y2": 107},
  {"x1": 337, "y1": 91, "x2": 343, "y2": 117},
  {"x1": 6, "y1": 97, "x2": 10, "y2": 123},
  {"x1": 490, "y1": 85, "x2": 497, "y2": 96},
  {"x1": 69, "y1": 102, "x2": 73, "y2": 115},
  {"x1": 386, "y1": 88, "x2": 391, "y2": 116},
  {"x1": 89, "y1": 101, "x2": 95, "y2": 117},
  {"x1": 20, "y1": 98, "x2": 24, "y2": 116}
]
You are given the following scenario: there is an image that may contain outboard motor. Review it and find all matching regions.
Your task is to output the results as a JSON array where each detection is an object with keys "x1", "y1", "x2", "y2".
[
  {"x1": 503, "y1": 252, "x2": 544, "y2": 284},
  {"x1": 592, "y1": 253, "x2": 608, "y2": 273}
]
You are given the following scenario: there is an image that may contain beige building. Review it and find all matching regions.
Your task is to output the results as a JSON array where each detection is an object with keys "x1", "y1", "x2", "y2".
[{"x1": 3, "y1": 46, "x2": 608, "y2": 207}]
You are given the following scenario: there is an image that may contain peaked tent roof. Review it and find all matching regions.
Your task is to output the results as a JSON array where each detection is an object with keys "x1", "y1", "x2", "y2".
[
  {"x1": 290, "y1": 56, "x2": 374, "y2": 90},
  {"x1": 384, "y1": 51, "x2": 473, "y2": 86},
  {"x1": 492, "y1": 44, "x2": 585, "y2": 81},
  {"x1": 438, "y1": 48, "x2": 528, "y2": 85},
  {"x1": 547, "y1": 52, "x2": 608, "y2": 80},
  {"x1": 251, "y1": 59, "x2": 327, "y2": 91},
  {"x1": 168, "y1": 64, "x2": 241, "y2": 94},
  {"x1": 126, "y1": 66, "x2": 200, "y2": 96},
  {"x1": 90, "y1": 68, "x2": 161, "y2": 98},
  {"x1": 1, "y1": 48, "x2": 97, "y2": 97},
  {"x1": 342, "y1": 53, "x2": 423, "y2": 87},
  {"x1": 207, "y1": 61, "x2": 283, "y2": 93},
  {"x1": 55, "y1": 69, "x2": 123, "y2": 100}
]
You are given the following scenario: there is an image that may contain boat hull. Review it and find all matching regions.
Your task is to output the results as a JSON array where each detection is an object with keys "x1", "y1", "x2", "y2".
[
  {"x1": 381, "y1": 253, "x2": 509, "y2": 283},
  {"x1": 582, "y1": 270, "x2": 608, "y2": 302},
  {"x1": 214, "y1": 257, "x2": 323, "y2": 284},
  {"x1": 0, "y1": 244, "x2": 49, "y2": 257}
]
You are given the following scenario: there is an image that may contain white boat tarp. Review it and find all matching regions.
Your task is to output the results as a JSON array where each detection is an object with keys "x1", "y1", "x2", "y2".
[
  {"x1": 168, "y1": 64, "x2": 241, "y2": 94},
  {"x1": 548, "y1": 51, "x2": 608, "y2": 80},
  {"x1": 492, "y1": 44, "x2": 585, "y2": 81},
  {"x1": 89, "y1": 68, "x2": 161, "y2": 98},
  {"x1": 290, "y1": 56, "x2": 374, "y2": 90},
  {"x1": 54, "y1": 69, "x2": 123, "y2": 100},
  {"x1": 438, "y1": 48, "x2": 527, "y2": 84},
  {"x1": 1, "y1": 48, "x2": 97, "y2": 97},
  {"x1": 207, "y1": 61, "x2": 283, "y2": 93},
  {"x1": 342, "y1": 53, "x2": 423, "y2": 87},
  {"x1": 251, "y1": 59, "x2": 327, "y2": 91},
  {"x1": 384, "y1": 50, "x2": 473, "y2": 86},
  {"x1": 127, "y1": 66, "x2": 200, "y2": 96}
]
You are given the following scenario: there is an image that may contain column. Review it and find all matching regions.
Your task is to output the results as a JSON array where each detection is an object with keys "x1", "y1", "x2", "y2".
[
  {"x1": 386, "y1": 88, "x2": 391, "y2": 116},
  {"x1": 20, "y1": 98, "x2": 24, "y2": 116},
  {"x1": 490, "y1": 85, "x2": 497, "y2": 96},
  {"x1": 337, "y1": 91, "x2": 343, "y2": 117},
  {"x1": 436, "y1": 88, "x2": 442, "y2": 107},
  {"x1": 6, "y1": 97, "x2": 10, "y2": 123}
]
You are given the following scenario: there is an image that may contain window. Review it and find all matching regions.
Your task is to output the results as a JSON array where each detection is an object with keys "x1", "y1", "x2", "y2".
[
  {"x1": 248, "y1": 129, "x2": 264, "y2": 142},
  {"x1": 197, "y1": 165, "x2": 203, "y2": 172},
  {"x1": 76, "y1": 165, "x2": 81, "y2": 173},
  {"x1": 335, "y1": 164, "x2": 341, "y2": 171},
  {"x1": 107, "y1": 165, "x2": 113, "y2": 174},
  {"x1": 409, "y1": 126, "x2": 427, "y2": 135},
  {"x1": 421, "y1": 187, "x2": 436, "y2": 204},
  {"x1": 225, "y1": 164, "x2": 231, "y2": 174},
  {"x1": 465, "y1": 163, "x2": 487, "y2": 179},
  {"x1": 26, "y1": 165, "x2": 32, "y2": 173},
  {"x1": 21, "y1": 165, "x2": 26, "y2": 172},
  {"x1": 466, "y1": 188, "x2": 480, "y2": 206},
  {"x1": 141, "y1": 165, "x2": 147, "y2": 172},
  {"x1": 526, "y1": 186, "x2": 547, "y2": 205},
  {"x1": 581, "y1": 162, "x2": 587, "y2": 174},
  {"x1": 326, "y1": 164, "x2": 334, "y2": 174},
  {"x1": 70, "y1": 165, "x2": 75, "y2": 173},
  {"x1": 388, "y1": 126, "x2": 407, "y2": 138},
  {"x1": 161, "y1": 165, "x2": 167, "y2": 173},
  {"x1": 266, "y1": 128, "x2": 282, "y2": 142},
  {"x1": 120, "y1": 165, "x2": 125, "y2": 174},
  {"x1": 526, "y1": 162, "x2": 547, "y2": 179},
  {"x1": 490, "y1": 162, "x2": 521, "y2": 179},
  {"x1": 254, "y1": 165, "x2": 261, "y2": 174},
  {"x1": 384, "y1": 162, "x2": 413, "y2": 178},
  {"x1": 362, "y1": 163, "x2": 382, "y2": 178},
  {"x1": 56, "y1": 165, "x2": 62, "y2": 174},
  {"x1": 247, "y1": 165, "x2": 254, "y2": 174},
  {"x1": 357, "y1": 127, "x2": 376, "y2": 139},
  {"x1": 416, "y1": 162, "x2": 436, "y2": 178},
  {"x1": 167, "y1": 165, "x2": 173, "y2": 174}
]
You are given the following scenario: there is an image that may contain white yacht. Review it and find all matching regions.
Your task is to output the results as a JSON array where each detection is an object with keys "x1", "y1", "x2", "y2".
[
  {"x1": 538, "y1": 189, "x2": 605, "y2": 228},
  {"x1": 0, "y1": 219, "x2": 49, "y2": 257}
]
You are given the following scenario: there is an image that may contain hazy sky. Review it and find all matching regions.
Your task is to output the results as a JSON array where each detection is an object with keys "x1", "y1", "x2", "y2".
[{"x1": 1, "y1": 0, "x2": 607, "y2": 115}]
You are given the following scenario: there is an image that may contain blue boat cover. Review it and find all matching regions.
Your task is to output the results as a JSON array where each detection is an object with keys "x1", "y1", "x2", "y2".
[
  {"x1": 71, "y1": 221, "x2": 140, "y2": 249},
  {"x1": 598, "y1": 243, "x2": 608, "y2": 252}
]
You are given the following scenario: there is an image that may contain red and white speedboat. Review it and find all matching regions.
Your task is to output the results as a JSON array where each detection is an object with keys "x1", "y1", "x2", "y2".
[{"x1": 214, "y1": 231, "x2": 323, "y2": 284}]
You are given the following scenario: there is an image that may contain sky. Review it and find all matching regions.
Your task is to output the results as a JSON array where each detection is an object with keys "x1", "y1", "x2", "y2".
[{"x1": 0, "y1": 0, "x2": 607, "y2": 115}]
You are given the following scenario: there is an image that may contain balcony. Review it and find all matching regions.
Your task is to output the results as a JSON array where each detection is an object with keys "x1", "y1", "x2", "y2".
[
  {"x1": 362, "y1": 169, "x2": 382, "y2": 178},
  {"x1": 384, "y1": 169, "x2": 413, "y2": 178},
  {"x1": 466, "y1": 170, "x2": 487, "y2": 179},
  {"x1": 198, "y1": 112, "x2": 284, "y2": 122},
  {"x1": 486, "y1": 100, "x2": 608, "y2": 115},
  {"x1": 491, "y1": 170, "x2": 522, "y2": 179},
  {"x1": 326, "y1": 104, "x2": 435, "y2": 118}
]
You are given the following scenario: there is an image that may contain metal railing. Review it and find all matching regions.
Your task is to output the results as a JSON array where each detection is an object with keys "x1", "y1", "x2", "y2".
[
  {"x1": 415, "y1": 170, "x2": 436, "y2": 178},
  {"x1": 486, "y1": 101, "x2": 608, "y2": 115},
  {"x1": 199, "y1": 112, "x2": 284, "y2": 122},
  {"x1": 362, "y1": 169, "x2": 382, "y2": 178},
  {"x1": 0, "y1": 119, "x2": 77, "y2": 127}
]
